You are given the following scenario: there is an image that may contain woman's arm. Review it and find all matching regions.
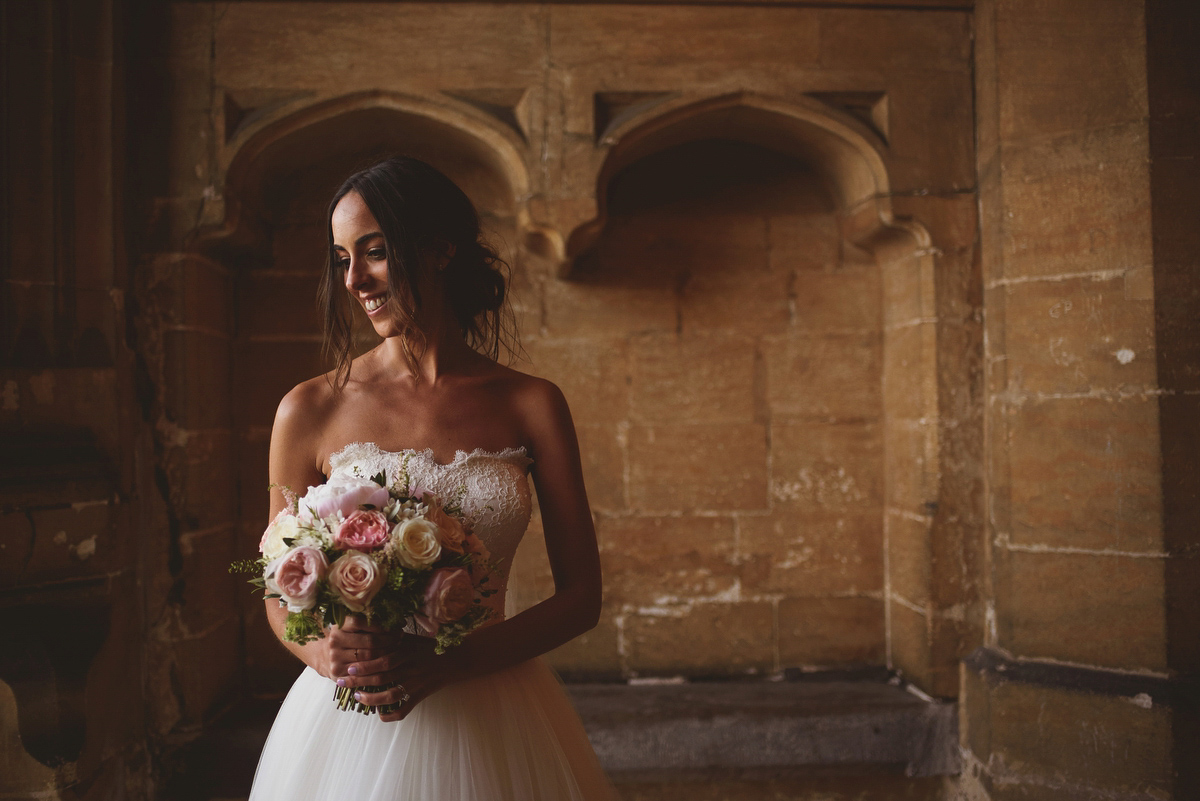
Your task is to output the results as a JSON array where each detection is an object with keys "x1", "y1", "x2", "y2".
[
  {"x1": 345, "y1": 379, "x2": 603, "y2": 719},
  {"x1": 263, "y1": 380, "x2": 389, "y2": 678}
]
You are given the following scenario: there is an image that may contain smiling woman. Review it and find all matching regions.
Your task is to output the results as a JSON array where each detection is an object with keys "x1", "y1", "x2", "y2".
[
  {"x1": 318, "y1": 157, "x2": 516, "y2": 389},
  {"x1": 247, "y1": 156, "x2": 617, "y2": 801}
]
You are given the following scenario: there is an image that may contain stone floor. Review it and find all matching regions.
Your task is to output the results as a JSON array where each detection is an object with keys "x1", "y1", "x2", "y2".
[{"x1": 163, "y1": 671, "x2": 956, "y2": 801}]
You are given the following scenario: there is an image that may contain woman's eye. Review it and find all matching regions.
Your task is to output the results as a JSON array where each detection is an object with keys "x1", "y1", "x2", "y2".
[
  {"x1": 337, "y1": 258, "x2": 350, "y2": 270},
  {"x1": 367, "y1": 248, "x2": 386, "y2": 260}
]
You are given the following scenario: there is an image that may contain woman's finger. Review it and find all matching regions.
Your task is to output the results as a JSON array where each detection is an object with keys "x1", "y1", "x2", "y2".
[{"x1": 342, "y1": 653, "x2": 396, "y2": 681}]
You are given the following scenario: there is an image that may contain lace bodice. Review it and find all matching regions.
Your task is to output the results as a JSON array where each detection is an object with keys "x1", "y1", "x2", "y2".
[{"x1": 328, "y1": 442, "x2": 534, "y2": 622}]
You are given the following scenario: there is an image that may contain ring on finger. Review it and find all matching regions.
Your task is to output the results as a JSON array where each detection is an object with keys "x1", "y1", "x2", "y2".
[{"x1": 394, "y1": 682, "x2": 410, "y2": 703}]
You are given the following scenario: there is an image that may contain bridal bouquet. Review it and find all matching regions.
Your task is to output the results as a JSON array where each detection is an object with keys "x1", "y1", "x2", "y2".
[{"x1": 232, "y1": 460, "x2": 495, "y2": 714}]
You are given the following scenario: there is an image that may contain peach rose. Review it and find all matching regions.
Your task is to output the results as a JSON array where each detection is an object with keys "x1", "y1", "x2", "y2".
[
  {"x1": 260, "y1": 513, "x2": 301, "y2": 561},
  {"x1": 421, "y1": 567, "x2": 474, "y2": 626},
  {"x1": 265, "y1": 546, "x2": 328, "y2": 613},
  {"x1": 327, "y1": 550, "x2": 385, "y2": 612},
  {"x1": 334, "y1": 510, "x2": 390, "y2": 552},
  {"x1": 427, "y1": 504, "x2": 466, "y2": 554}
]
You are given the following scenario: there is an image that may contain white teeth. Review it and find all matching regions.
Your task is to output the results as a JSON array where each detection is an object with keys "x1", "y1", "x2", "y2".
[{"x1": 364, "y1": 296, "x2": 386, "y2": 312}]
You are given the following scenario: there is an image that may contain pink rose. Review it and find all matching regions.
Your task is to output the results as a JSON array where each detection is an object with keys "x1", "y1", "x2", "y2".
[
  {"x1": 266, "y1": 546, "x2": 328, "y2": 613},
  {"x1": 334, "y1": 510, "x2": 390, "y2": 552},
  {"x1": 328, "y1": 550, "x2": 385, "y2": 612},
  {"x1": 427, "y1": 504, "x2": 466, "y2": 554},
  {"x1": 298, "y1": 476, "x2": 389, "y2": 523},
  {"x1": 421, "y1": 567, "x2": 474, "y2": 627}
]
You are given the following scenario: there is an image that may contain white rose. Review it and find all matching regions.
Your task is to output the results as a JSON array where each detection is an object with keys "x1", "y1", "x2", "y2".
[
  {"x1": 260, "y1": 515, "x2": 301, "y2": 561},
  {"x1": 392, "y1": 518, "x2": 442, "y2": 569}
]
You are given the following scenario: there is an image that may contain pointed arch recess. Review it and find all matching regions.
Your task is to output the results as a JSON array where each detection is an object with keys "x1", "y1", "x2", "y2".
[
  {"x1": 198, "y1": 90, "x2": 532, "y2": 249},
  {"x1": 564, "y1": 91, "x2": 930, "y2": 275}
]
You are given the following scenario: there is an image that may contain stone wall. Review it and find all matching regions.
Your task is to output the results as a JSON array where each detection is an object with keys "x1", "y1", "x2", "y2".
[{"x1": 1, "y1": 1, "x2": 1194, "y2": 799}]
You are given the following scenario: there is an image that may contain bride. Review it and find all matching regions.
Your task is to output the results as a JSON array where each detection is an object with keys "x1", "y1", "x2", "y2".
[{"x1": 248, "y1": 156, "x2": 617, "y2": 800}]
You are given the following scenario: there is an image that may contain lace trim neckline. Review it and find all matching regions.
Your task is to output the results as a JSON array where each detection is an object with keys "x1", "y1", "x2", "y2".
[{"x1": 329, "y1": 440, "x2": 532, "y2": 470}]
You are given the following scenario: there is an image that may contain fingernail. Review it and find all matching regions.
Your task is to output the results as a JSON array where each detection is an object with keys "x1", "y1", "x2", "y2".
[
  {"x1": 348, "y1": 666, "x2": 358, "y2": 675},
  {"x1": 354, "y1": 692, "x2": 362, "y2": 701},
  {"x1": 336, "y1": 678, "x2": 345, "y2": 687}
]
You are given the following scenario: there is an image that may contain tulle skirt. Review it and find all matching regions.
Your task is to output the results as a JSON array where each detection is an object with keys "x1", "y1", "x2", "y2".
[{"x1": 247, "y1": 658, "x2": 618, "y2": 801}]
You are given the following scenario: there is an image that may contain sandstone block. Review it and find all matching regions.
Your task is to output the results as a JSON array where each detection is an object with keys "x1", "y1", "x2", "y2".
[
  {"x1": 629, "y1": 333, "x2": 757, "y2": 425},
  {"x1": 151, "y1": 255, "x2": 233, "y2": 333},
  {"x1": 269, "y1": 223, "x2": 326, "y2": 272},
  {"x1": 679, "y1": 269, "x2": 791, "y2": 336},
  {"x1": 543, "y1": 278, "x2": 677, "y2": 339},
  {"x1": 771, "y1": 421, "x2": 883, "y2": 512},
  {"x1": 522, "y1": 337, "x2": 630, "y2": 425},
  {"x1": 628, "y1": 424, "x2": 769, "y2": 514},
  {"x1": 882, "y1": 255, "x2": 928, "y2": 330},
  {"x1": 173, "y1": 617, "x2": 241, "y2": 725},
  {"x1": 791, "y1": 268, "x2": 881, "y2": 333},
  {"x1": 974, "y1": 672, "x2": 1172, "y2": 796},
  {"x1": 599, "y1": 515, "x2": 738, "y2": 605},
  {"x1": 1002, "y1": 275, "x2": 1156, "y2": 395},
  {"x1": 883, "y1": 421, "x2": 938, "y2": 514},
  {"x1": 994, "y1": 1, "x2": 1148, "y2": 141},
  {"x1": 172, "y1": 430, "x2": 238, "y2": 533},
  {"x1": 233, "y1": 340, "x2": 325, "y2": 429},
  {"x1": 625, "y1": 601, "x2": 775, "y2": 676},
  {"x1": 889, "y1": 599, "x2": 932, "y2": 690},
  {"x1": 882, "y1": 322, "x2": 936, "y2": 423},
  {"x1": 163, "y1": 329, "x2": 232, "y2": 430},
  {"x1": 999, "y1": 123, "x2": 1152, "y2": 280},
  {"x1": 1007, "y1": 396, "x2": 1162, "y2": 553},
  {"x1": 575, "y1": 423, "x2": 627, "y2": 513},
  {"x1": 778, "y1": 596, "x2": 885, "y2": 667},
  {"x1": 764, "y1": 332, "x2": 882, "y2": 421},
  {"x1": 767, "y1": 213, "x2": 839, "y2": 272},
  {"x1": 738, "y1": 510, "x2": 883, "y2": 597},
  {"x1": 18, "y1": 503, "x2": 120, "y2": 585},
  {"x1": 178, "y1": 526, "x2": 239, "y2": 633},
  {"x1": 999, "y1": 549, "x2": 1166, "y2": 672},
  {"x1": 238, "y1": 269, "x2": 323, "y2": 338},
  {"x1": 887, "y1": 511, "x2": 932, "y2": 608}
]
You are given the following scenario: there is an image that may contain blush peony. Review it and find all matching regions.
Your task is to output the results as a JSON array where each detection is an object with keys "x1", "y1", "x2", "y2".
[
  {"x1": 298, "y1": 476, "x2": 390, "y2": 523},
  {"x1": 334, "y1": 510, "x2": 390, "y2": 552},
  {"x1": 327, "y1": 550, "x2": 386, "y2": 612},
  {"x1": 265, "y1": 545, "x2": 328, "y2": 612}
]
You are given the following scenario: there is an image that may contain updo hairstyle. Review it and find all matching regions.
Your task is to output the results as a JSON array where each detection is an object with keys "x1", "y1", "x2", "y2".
[{"x1": 318, "y1": 156, "x2": 517, "y2": 387}]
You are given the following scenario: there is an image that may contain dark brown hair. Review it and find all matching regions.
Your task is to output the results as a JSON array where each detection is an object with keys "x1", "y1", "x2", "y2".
[{"x1": 317, "y1": 156, "x2": 517, "y2": 387}]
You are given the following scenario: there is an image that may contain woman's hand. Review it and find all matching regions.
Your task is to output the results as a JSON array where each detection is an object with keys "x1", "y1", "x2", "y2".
[
  {"x1": 335, "y1": 633, "x2": 457, "y2": 722},
  {"x1": 312, "y1": 615, "x2": 402, "y2": 682}
]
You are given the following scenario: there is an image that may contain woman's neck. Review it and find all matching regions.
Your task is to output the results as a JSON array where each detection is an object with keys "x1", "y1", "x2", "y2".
[{"x1": 374, "y1": 312, "x2": 475, "y2": 387}]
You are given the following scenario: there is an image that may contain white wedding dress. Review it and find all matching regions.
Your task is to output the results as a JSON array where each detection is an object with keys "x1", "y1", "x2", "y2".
[{"x1": 248, "y1": 443, "x2": 617, "y2": 801}]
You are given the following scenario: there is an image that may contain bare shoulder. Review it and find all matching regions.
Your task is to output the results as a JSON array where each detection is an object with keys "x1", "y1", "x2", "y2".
[
  {"x1": 275, "y1": 373, "x2": 339, "y2": 433},
  {"x1": 492, "y1": 365, "x2": 573, "y2": 443}
]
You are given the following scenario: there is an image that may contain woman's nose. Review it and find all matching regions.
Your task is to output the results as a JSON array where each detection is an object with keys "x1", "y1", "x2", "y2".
[{"x1": 344, "y1": 257, "x2": 368, "y2": 292}]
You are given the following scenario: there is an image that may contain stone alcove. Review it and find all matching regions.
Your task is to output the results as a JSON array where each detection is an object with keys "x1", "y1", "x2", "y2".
[{"x1": 166, "y1": 88, "x2": 971, "y2": 699}]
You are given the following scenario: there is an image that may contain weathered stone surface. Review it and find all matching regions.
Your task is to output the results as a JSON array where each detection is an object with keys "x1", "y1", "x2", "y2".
[
  {"x1": 791, "y1": 268, "x2": 881, "y2": 333},
  {"x1": 630, "y1": 333, "x2": 757, "y2": 425},
  {"x1": 883, "y1": 421, "x2": 938, "y2": 514},
  {"x1": 999, "y1": 549, "x2": 1167, "y2": 672},
  {"x1": 522, "y1": 337, "x2": 630, "y2": 424},
  {"x1": 238, "y1": 269, "x2": 323, "y2": 338},
  {"x1": 771, "y1": 420, "x2": 883, "y2": 512},
  {"x1": 1002, "y1": 275, "x2": 1156, "y2": 395},
  {"x1": 778, "y1": 597, "x2": 886, "y2": 666},
  {"x1": 575, "y1": 422, "x2": 628, "y2": 514},
  {"x1": 887, "y1": 511, "x2": 933, "y2": 608},
  {"x1": 1007, "y1": 396, "x2": 1162, "y2": 553},
  {"x1": 679, "y1": 269, "x2": 792, "y2": 336},
  {"x1": 626, "y1": 602, "x2": 775, "y2": 675},
  {"x1": 628, "y1": 424, "x2": 769, "y2": 514},
  {"x1": 739, "y1": 510, "x2": 883, "y2": 597},
  {"x1": 994, "y1": 0, "x2": 1149, "y2": 141},
  {"x1": 882, "y1": 322, "x2": 936, "y2": 423},
  {"x1": 999, "y1": 124, "x2": 1153, "y2": 281},
  {"x1": 889, "y1": 600, "x2": 932, "y2": 690},
  {"x1": 600, "y1": 515, "x2": 738, "y2": 606},
  {"x1": 764, "y1": 333, "x2": 882, "y2": 421},
  {"x1": 546, "y1": 611, "x2": 623, "y2": 680},
  {"x1": 543, "y1": 278, "x2": 677, "y2": 339},
  {"x1": 162, "y1": 329, "x2": 233, "y2": 430}
]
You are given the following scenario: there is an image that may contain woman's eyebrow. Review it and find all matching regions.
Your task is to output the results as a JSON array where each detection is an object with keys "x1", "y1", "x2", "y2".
[{"x1": 356, "y1": 231, "x2": 384, "y2": 245}]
